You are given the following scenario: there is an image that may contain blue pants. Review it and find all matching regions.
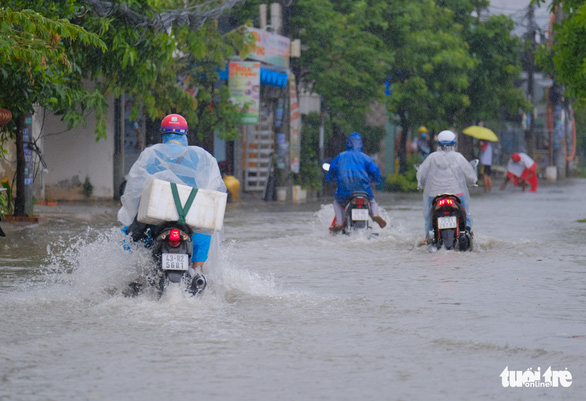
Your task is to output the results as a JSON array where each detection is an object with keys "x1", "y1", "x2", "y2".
[{"x1": 122, "y1": 226, "x2": 211, "y2": 263}]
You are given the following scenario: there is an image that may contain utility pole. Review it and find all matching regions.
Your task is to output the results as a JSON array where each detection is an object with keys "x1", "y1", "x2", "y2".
[{"x1": 525, "y1": 5, "x2": 536, "y2": 158}]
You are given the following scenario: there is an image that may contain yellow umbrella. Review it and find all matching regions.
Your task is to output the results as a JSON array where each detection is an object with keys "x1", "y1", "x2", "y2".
[{"x1": 462, "y1": 126, "x2": 499, "y2": 142}]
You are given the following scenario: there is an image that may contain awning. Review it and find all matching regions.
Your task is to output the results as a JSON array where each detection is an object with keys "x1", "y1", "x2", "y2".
[{"x1": 218, "y1": 66, "x2": 288, "y2": 88}]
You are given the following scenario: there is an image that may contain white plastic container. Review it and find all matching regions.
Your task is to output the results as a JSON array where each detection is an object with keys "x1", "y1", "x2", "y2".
[
  {"x1": 545, "y1": 166, "x2": 557, "y2": 182},
  {"x1": 276, "y1": 186, "x2": 287, "y2": 202},
  {"x1": 137, "y1": 178, "x2": 227, "y2": 233}
]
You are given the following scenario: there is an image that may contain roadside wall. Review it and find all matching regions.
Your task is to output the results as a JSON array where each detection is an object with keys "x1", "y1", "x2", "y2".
[{"x1": 41, "y1": 96, "x2": 116, "y2": 200}]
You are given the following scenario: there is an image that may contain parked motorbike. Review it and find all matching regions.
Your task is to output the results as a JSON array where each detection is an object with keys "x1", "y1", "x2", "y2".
[
  {"x1": 125, "y1": 219, "x2": 207, "y2": 297},
  {"x1": 427, "y1": 194, "x2": 472, "y2": 251}
]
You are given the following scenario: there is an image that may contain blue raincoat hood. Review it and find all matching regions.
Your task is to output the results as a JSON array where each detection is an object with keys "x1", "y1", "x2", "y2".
[{"x1": 346, "y1": 132, "x2": 363, "y2": 152}]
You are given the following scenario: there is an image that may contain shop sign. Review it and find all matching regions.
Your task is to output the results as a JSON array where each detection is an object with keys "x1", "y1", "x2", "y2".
[
  {"x1": 229, "y1": 61, "x2": 261, "y2": 124},
  {"x1": 0, "y1": 109, "x2": 12, "y2": 127},
  {"x1": 247, "y1": 28, "x2": 290, "y2": 69}
]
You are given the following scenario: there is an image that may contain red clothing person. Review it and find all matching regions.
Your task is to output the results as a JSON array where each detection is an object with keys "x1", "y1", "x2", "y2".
[{"x1": 500, "y1": 152, "x2": 538, "y2": 192}]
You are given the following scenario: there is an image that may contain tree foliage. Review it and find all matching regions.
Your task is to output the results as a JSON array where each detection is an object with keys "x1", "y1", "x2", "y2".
[
  {"x1": 0, "y1": 0, "x2": 251, "y2": 142},
  {"x1": 0, "y1": 3, "x2": 106, "y2": 131},
  {"x1": 73, "y1": 0, "x2": 251, "y2": 140},
  {"x1": 355, "y1": 0, "x2": 476, "y2": 173},
  {"x1": 0, "y1": 0, "x2": 249, "y2": 215},
  {"x1": 462, "y1": 14, "x2": 530, "y2": 123},
  {"x1": 231, "y1": 0, "x2": 528, "y2": 176},
  {"x1": 533, "y1": 0, "x2": 586, "y2": 105},
  {"x1": 289, "y1": 0, "x2": 390, "y2": 149},
  {"x1": 0, "y1": 1, "x2": 107, "y2": 215}
]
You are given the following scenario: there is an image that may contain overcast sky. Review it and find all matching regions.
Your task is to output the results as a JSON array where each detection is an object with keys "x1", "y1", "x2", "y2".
[{"x1": 486, "y1": 0, "x2": 552, "y2": 37}]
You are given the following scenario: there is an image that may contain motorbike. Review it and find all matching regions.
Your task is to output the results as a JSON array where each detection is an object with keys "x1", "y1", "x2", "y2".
[
  {"x1": 125, "y1": 219, "x2": 207, "y2": 297},
  {"x1": 338, "y1": 191, "x2": 377, "y2": 236},
  {"x1": 322, "y1": 162, "x2": 377, "y2": 237},
  {"x1": 427, "y1": 194, "x2": 472, "y2": 251}
]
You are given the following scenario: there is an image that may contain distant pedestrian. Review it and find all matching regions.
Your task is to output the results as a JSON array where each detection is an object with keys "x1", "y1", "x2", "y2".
[
  {"x1": 478, "y1": 140, "x2": 493, "y2": 193},
  {"x1": 414, "y1": 126, "x2": 431, "y2": 161}
]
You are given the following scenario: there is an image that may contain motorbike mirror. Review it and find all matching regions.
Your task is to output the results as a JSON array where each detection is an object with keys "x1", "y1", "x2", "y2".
[
  {"x1": 322, "y1": 163, "x2": 330, "y2": 171},
  {"x1": 470, "y1": 159, "x2": 479, "y2": 168}
]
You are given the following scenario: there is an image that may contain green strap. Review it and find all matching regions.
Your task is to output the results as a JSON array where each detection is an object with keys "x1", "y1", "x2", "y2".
[{"x1": 170, "y1": 182, "x2": 198, "y2": 225}]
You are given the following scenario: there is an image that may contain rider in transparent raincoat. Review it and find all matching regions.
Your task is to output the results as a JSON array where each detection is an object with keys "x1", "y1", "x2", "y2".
[
  {"x1": 416, "y1": 130, "x2": 477, "y2": 237},
  {"x1": 118, "y1": 114, "x2": 226, "y2": 271}
]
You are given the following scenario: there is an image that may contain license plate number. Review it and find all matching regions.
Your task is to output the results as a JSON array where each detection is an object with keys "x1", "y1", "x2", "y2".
[
  {"x1": 161, "y1": 253, "x2": 189, "y2": 271},
  {"x1": 352, "y1": 209, "x2": 369, "y2": 221},
  {"x1": 437, "y1": 216, "x2": 457, "y2": 229}
]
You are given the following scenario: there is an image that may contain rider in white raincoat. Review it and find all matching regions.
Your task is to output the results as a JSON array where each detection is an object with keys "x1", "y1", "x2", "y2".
[
  {"x1": 118, "y1": 114, "x2": 226, "y2": 271},
  {"x1": 416, "y1": 130, "x2": 477, "y2": 236}
]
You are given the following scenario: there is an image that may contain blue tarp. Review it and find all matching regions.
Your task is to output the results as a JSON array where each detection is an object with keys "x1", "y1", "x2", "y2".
[{"x1": 218, "y1": 66, "x2": 288, "y2": 88}]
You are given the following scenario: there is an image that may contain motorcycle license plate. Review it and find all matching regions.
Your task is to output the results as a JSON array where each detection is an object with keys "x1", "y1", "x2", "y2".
[
  {"x1": 161, "y1": 253, "x2": 189, "y2": 271},
  {"x1": 437, "y1": 216, "x2": 457, "y2": 229},
  {"x1": 352, "y1": 209, "x2": 369, "y2": 221}
]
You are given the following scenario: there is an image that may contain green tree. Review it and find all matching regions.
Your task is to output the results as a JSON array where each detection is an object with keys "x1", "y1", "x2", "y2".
[
  {"x1": 534, "y1": 0, "x2": 586, "y2": 105},
  {"x1": 360, "y1": 0, "x2": 475, "y2": 174},
  {"x1": 231, "y1": 0, "x2": 529, "y2": 179},
  {"x1": 1, "y1": 0, "x2": 250, "y2": 215},
  {"x1": 231, "y1": 0, "x2": 390, "y2": 155},
  {"x1": 462, "y1": 14, "x2": 529, "y2": 124},
  {"x1": 0, "y1": 3, "x2": 106, "y2": 216},
  {"x1": 290, "y1": 0, "x2": 390, "y2": 156},
  {"x1": 74, "y1": 0, "x2": 251, "y2": 140},
  {"x1": 437, "y1": 1, "x2": 530, "y2": 126}
]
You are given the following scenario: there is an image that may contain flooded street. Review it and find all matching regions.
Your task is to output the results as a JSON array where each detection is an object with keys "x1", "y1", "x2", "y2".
[{"x1": 1, "y1": 179, "x2": 585, "y2": 401}]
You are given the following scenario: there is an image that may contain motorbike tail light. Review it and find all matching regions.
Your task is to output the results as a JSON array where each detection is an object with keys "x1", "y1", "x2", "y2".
[
  {"x1": 168, "y1": 229, "x2": 182, "y2": 247},
  {"x1": 437, "y1": 198, "x2": 455, "y2": 207},
  {"x1": 354, "y1": 198, "x2": 366, "y2": 206}
]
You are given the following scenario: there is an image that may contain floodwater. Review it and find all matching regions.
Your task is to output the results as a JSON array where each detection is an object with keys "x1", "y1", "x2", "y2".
[{"x1": 1, "y1": 179, "x2": 585, "y2": 401}]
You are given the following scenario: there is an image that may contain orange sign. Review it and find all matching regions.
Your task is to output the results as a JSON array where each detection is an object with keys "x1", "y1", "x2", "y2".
[{"x1": 0, "y1": 109, "x2": 12, "y2": 127}]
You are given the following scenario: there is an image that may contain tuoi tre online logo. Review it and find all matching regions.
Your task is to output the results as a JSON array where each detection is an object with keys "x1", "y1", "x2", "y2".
[{"x1": 500, "y1": 366, "x2": 572, "y2": 388}]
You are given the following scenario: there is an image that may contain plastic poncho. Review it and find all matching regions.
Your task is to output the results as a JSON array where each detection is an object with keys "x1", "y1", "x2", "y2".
[
  {"x1": 326, "y1": 132, "x2": 381, "y2": 203},
  {"x1": 117, "y1": 133, "x2": 226, "y2": 262},
  {"x1": 416, "y1": 147, "x2": 477, "y2": 228}
]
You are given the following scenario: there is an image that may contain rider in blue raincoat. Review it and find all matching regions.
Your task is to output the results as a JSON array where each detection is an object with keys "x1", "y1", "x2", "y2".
[
  {"x1": 326, "y1": 132, "x2": 387, "y2": 232},
  {"x1": 118, "y1": 114, "x2": 226, "y2": 271}
]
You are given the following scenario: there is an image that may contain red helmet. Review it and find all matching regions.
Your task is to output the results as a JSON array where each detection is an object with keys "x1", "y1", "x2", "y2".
[
  {"x1": 161, "y1": 114, "x2": 188, "y2": 134},
  {"x1": 511, "y1": 152, "x2": 521, "y2": 162}
]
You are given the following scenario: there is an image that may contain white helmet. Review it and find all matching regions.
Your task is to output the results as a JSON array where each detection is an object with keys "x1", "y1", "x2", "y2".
[{"x1": 437, "y1": 130, "x2": 456, "y2": 146}]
